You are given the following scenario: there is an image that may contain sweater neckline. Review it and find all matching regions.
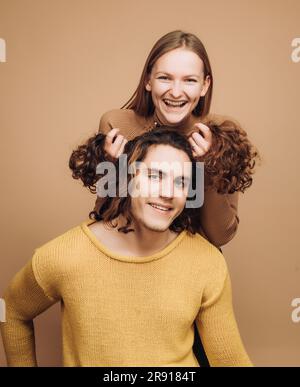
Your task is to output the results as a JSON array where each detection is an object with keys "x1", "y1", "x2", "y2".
[
  {"x1": 80, "y1": 218, "x2": 187, "y2": 263},
  {"x1": 149, "y1": 111, "x2": 200, "y2": 136}
]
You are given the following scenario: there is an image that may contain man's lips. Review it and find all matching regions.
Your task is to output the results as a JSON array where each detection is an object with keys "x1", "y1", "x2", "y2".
[{"x1": 148, "y1": 203, "x2": 173, "y2": 213}]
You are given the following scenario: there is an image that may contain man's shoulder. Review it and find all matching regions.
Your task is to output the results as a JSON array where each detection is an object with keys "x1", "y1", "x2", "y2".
[
  {"x1": 183, "y1": 232, "x2": 228, "y2": 273},
  {"x1": 29, "y1": 222, "x2": 88, "y2": 299},
  {"x1": 184, "y1": 231, "x2": 220, "y2": 251},
  {"x1": 33, "y1": 222, "x2": 85, "y2": 263}
]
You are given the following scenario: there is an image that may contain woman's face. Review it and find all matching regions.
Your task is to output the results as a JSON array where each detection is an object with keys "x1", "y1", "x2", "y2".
[{"x1": 146, "y1": 48, "x2": 210, "y2": 126}]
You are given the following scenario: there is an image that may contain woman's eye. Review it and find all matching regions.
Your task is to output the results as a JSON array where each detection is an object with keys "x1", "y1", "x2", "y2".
[
  {"x1": 157, "y1": 76, "x2": 170, "y2": 80},
  {"x1": 186, "y1": 79, "x2": 197, "y2": 83}
]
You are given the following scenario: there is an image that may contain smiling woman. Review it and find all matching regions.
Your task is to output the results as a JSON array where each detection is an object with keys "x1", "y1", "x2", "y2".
[{"x1": 122, "y1": 30, "x2": 213, "y2": 119}]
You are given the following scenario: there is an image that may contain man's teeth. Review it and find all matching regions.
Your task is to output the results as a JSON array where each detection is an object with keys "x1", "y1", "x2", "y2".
[
  {"x1": 163, "y1": 99, "x2": 187, "y2": 107},
  {"x1": 149, "y1": 204, "x2": 171, "y2": 211}
]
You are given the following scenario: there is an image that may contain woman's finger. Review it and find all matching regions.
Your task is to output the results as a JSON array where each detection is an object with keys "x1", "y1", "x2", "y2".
[
  {"x1": 105, "y1": 128, "x2": 120, "y2": 146},
  {"x1": 191, "y1": 132, "x2": 210, "y2": 153},
  {"x1": 116, "y1": 139, "x2": 128, "y2": 158},
  {"x1": 194, "y1": 123, "x2": 212, "y2": 142},
  {"x1": 110, "y1": 134, "x2": 125, "y2": 155},
  {"x1": 188, "y1": 137, "x2": 206, "y2": 157}
]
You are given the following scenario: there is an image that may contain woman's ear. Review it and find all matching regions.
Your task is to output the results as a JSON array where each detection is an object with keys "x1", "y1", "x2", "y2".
[
  {"x1": 200, "y1": 75, "x2": 211, "y2": 97},
  {"x1": 145, "y1": 76, "x2": 152, "y2": 92}
]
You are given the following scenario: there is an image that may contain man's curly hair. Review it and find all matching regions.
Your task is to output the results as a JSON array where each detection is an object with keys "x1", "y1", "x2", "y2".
[
  {"x1": 70, "y1": 116, "x2": 259, "y2": 196},
  {"x1": 69, "y1": 128, "x2": 199, "y2": 235},
  {"x1": 198, "y1": 115, "x2": 260, "y2": 194}
]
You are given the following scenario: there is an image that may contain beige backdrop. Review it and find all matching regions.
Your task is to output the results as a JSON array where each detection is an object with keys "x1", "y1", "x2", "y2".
[{"x1": 0, "y1": 0, "x2": 299, "y2": 366}]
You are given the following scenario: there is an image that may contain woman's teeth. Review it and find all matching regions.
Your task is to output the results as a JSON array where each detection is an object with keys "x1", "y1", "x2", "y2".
[{"x1": 163, "y1": 99, "x2": 187, "y2": 108}]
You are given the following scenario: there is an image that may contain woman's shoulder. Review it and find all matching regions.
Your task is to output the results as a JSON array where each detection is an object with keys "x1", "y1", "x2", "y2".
[
  {"x1": 99, "y1": 108, "x2": 150, "y2": 136},
  {"x1": 202, "y1": 112, "x2": 244, "y2": 130},
  {"x1": 100, "y1": 108, "x2": 137, "y2": 122}
]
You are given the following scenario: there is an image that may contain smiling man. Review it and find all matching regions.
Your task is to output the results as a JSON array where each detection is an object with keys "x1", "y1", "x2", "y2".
[{"x1": 0, "y1": 128, "x2": 252, "y2": 367}]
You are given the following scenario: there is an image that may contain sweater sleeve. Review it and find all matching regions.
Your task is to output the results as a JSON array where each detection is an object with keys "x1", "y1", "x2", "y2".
[
  {"x1": 0, "y1": 254, "x2": 59, "y2": 367},
  {"x1": 195, "y1": 250, "x2": 252, "y2": 367},
  {"x1": 199, "y1": 187, "x2": 239, "y2": 248},
  {"x1": 98, "y1": 110, "x2": 116, "y2": 135}
]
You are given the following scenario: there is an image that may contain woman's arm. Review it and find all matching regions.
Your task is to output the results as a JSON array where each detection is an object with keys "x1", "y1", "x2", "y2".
[
  {"x1": 195, "y1": 115, "x2": 258, "y2": 248},
  {"x1": 199, "y1": 188, "x2": 239, "y2": 247},
  {"x1": 196, "y1": 263, "x2": 252, "y2": 367},
  {"x1": 0, "y1": 259, "x2": 58, "y2": 366}
]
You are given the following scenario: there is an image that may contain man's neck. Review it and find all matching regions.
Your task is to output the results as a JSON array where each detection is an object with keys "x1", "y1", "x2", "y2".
[
  {"x1": 126, "y1": 218, "x2": 177, "y2": 256},
  {"x1": 89, "y1": 216, "x2": 178, "y2": 257}
]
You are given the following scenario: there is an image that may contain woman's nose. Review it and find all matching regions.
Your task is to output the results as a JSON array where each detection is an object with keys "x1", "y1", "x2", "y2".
[{"x1": 169, "y1": 81, "x2": 183, "y2": 98}]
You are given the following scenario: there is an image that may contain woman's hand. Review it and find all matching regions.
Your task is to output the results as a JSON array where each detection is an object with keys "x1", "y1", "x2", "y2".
[
  {"x1": 104, "y1": 128, "x2": 128, "y2": 159},
  {"x1": 188, "y1": 123, "x2": 212, "y2": 158}
]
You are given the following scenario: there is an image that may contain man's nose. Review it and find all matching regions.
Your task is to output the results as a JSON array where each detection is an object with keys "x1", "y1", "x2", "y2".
[{"x1": 160, "y1": 179, "x2": 174, "y2": 198}]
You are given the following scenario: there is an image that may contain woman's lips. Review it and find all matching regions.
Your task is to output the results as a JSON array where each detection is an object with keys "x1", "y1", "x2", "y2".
[{"x1": 163, "y1": 99, "x2": 188, "y2": 109}]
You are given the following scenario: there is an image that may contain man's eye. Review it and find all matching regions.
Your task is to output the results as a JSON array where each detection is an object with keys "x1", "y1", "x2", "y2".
[
  {"x1": 149, "y1": 174, "x2": 160, "y2": 180},
  {"x1": 175, "y1": 179, "x2": 185, "y2": 188}
]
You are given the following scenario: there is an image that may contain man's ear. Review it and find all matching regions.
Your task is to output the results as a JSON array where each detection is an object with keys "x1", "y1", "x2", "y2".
[{"x1": 200, "y1": 75, "x2": 211, "y2": 97}]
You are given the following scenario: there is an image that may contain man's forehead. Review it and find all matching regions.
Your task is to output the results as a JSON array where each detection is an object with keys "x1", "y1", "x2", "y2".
[
  {"x1": 138, "y1": 145, "x2": 192, "y2": 176},
  {"x1": 144, "y1": 145, "x2": 190, "y2": 162},
  {"x1": 141, "y1": 161, "x2": 192, "y2": 177}
]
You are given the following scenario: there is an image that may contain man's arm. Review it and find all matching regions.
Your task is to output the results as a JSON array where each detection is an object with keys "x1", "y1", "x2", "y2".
[
  {"x1": 196, "y1": 262, "x2": 252, "y2": 367},
  {"x1": 0, "y1": 259, "x2": 58, "y2": 366}
]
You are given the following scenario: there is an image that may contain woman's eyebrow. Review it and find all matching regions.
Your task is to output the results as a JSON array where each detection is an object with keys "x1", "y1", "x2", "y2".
[{"x1": 155, "y1": 71, "x2": 201, "y2": 78}]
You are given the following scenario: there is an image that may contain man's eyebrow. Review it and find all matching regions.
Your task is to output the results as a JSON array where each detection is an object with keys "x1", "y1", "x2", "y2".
[
  {"x1": 154, "y1": 71, "x2": 201, "y2": 78},
  {"x1": 147, "y1": 168, "x2": 167, "y2": 177},
  {"x1": 175, "y1": 175, "x2": 191, "y2": 183},
  {"x1": 178, "y1": 175, "x2": 191, "y2": 180}
]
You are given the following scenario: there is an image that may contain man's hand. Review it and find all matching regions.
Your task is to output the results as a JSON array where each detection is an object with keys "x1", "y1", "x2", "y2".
[
  {"x1": 188, "y1": 123, "x2": 212, "y2": 158},
  {"x1": 104, "y1": 128, "x2": 128, "y2": 159}
]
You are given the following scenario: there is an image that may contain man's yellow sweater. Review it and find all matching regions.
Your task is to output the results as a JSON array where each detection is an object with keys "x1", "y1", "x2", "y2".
[{"x1": 0, "y1": 218, "x2": 252, "y2": 367}]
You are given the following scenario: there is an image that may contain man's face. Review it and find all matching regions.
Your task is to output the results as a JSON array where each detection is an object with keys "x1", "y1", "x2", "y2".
[{"x1": 129, "y1": 144, "x2": 192, "y2": 233}]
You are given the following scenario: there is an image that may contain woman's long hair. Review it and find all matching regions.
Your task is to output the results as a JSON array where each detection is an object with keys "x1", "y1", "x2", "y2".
[{"x1": 121, "y1": 30, "x2": 213, "y2": 118}]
